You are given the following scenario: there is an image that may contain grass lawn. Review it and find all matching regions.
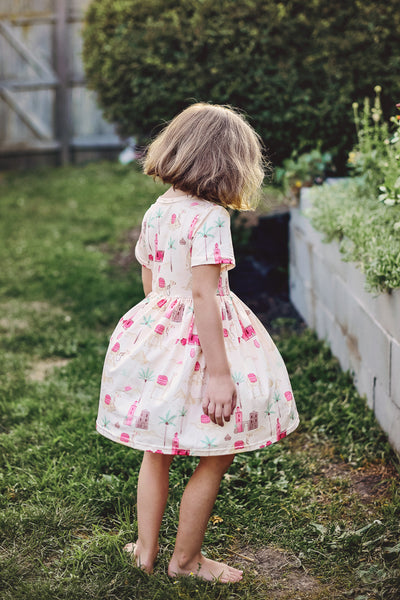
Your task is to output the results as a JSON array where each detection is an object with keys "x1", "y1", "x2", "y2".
[{"x1": 0, "y1": 162, "x2": 399, "y2": 600}]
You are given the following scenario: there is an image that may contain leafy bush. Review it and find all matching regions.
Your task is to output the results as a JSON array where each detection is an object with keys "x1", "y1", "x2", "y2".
[
  {"x1": 82, "y1": 0, "x2": 400, "y2": 165},
  {"x1": 306, "y1": 179, "x2": 400, "y2": 292}
]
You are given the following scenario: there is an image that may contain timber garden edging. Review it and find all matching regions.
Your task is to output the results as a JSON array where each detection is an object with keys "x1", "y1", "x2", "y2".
[{"x1": 289, "y1": 187, "x2": 400, "y2": 454}]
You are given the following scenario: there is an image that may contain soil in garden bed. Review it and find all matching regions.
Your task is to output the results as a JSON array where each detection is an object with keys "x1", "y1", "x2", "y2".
[{"x1": 230, "y1": 209, "x2": 305, "y2": 333}]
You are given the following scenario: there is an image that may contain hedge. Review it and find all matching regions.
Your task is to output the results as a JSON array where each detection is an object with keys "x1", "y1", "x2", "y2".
[{"x1": 82, "y1": 0, "x2": 400, "y2": 166}]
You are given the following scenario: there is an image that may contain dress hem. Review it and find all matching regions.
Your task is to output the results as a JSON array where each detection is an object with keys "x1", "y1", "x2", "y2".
[{"x1": 95, "y1": 416, "x2": 300, "y2": 456}]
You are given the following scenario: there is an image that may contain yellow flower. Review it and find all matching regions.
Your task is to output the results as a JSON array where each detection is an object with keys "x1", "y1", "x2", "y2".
[
  {"x1": 348, "y1": 152, "x2": 357, "y2": 164},
  {"x1": 210, "y1": 515, "x2": 224, "y2": 524}
]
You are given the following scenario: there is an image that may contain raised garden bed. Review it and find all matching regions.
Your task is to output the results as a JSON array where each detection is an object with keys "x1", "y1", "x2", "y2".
[{"x1": 290, "y1": 186, "x2": 400, "y2": 454}]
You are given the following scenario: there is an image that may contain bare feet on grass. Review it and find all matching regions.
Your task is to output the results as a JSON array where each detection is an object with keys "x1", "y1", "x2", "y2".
[
  {"x1": 123, "y1": 541, "x2": 159, "y2": 573},
  {"x1": 168, "y1": 553, "x2": 243, "y2": 583}
]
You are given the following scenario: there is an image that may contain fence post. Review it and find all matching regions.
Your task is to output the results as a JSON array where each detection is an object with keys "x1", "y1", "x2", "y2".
[{"x1": 55, "y1": 0, "x2": 70, "y2": 165}]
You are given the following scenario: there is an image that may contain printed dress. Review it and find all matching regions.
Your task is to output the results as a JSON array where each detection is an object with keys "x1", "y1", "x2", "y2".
[{"x1": 96, "y1": 192, "x2": 300, "y2": 455}]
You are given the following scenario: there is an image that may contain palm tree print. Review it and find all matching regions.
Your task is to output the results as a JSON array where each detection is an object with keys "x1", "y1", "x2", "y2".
[
  {"x1": 232, "y1": 372, "x2": 245, "y2": 386},
  {"x1": 273, "y1": 391, "x2": 282, "y2": 418},
  {"x1": 232, "y1": 371, "x2": 245, "y2": 407},
  {"x1": 178, "y1": 406, "x2": 188, "y2": 433},
  {"x1": 147, "y1": 215, "x2": 156, "y2": 229},
  {"x1": 101, "y1": 416, "x2": 111, "y2": 428},
  {"x1": 159, "y1": 410, "x2": 177, "y2": 446},
  {"x1": 196, "y1": 224, "x2": 215, "y2": 261},
  {"x1": 201, "y1": 435, "x2": 217, "y2": 455},
  {"x1": 134, "y1": 315, "x2": 155, "y2": 342},
  {"x1": 168, "y1": 237, "x2": 176, "y2": 272},
  {"x1": 140, "y1": 315, "x2": 155, "y2": 328},
  {"x1": 138, "y1": 367, "x2": 155, "y2": 395},
  {"x1": 214, "y1": 216, "x2": 225, "y2": 244},
  {"x1": 155, "y1": 208, "x2": 163, "y2": 233},
  {"x1": 264, "y1": 401, "x2": 275, "y2": 430}
]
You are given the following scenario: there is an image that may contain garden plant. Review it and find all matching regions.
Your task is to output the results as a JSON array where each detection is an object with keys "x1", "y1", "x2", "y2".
[
  {"x1": 307, "y1": 89, "x2": 400, "y2": 293},
  {"x1": 0, "y1": 163, "x2": 399, "y2": 599}
]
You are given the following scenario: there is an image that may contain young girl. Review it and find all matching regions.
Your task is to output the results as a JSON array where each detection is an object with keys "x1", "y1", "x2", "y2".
[{"x1": 96, "y1": 103, "x2": 300, "y2": 583}]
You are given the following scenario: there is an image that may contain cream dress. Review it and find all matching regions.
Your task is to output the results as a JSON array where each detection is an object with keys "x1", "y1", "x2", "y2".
[{"x1": 96, "y1": 191, "x2": 299, "y2": 455}]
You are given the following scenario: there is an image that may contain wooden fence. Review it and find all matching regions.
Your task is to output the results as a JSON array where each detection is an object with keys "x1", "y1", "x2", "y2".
[{"x1": 0, "y1": 0, "x2": 123, "y2": 169}]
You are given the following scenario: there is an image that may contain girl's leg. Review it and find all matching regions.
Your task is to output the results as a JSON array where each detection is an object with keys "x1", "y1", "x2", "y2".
[
  {"x1": 128, "y1": 451, "x2": 173, "y2": 572},
  {"x1": 168, "y1": 454, "x2": 243, "y2": 583}
]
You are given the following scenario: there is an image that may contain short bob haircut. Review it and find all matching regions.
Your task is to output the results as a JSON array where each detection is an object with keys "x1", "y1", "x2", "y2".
[{"x1": 143, "y1": 103, "x2": 266, "y2": 210}]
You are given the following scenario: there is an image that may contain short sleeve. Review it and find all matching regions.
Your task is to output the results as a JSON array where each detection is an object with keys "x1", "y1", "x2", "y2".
[
  {"x1": 135, "y1": 219, "x2": 152, "y2": 268},
  {"x1": 191, "y1": 206, "x2": 235, "y2": 270}
]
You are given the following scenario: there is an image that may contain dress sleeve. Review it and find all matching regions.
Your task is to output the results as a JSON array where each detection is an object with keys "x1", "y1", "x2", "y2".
[
  {"x1": 134, "y1": 218, "x2": 152, "y2": 268},
  {"x1": 191, "y1": 206, "x2": 235, "y2": 270}
]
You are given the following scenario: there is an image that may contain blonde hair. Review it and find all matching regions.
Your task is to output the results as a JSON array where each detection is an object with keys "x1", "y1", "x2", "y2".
[{"x1": 142, "y1": 103, "x2": 266, "y2": 210}]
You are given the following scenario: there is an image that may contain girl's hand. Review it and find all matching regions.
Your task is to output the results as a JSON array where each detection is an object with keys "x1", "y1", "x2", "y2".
[{"x1": 202, "y1": 374, "x2": 237, "y2": 426}]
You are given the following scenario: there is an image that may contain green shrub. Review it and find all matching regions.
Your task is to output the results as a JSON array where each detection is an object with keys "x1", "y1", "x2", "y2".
[
  {"x1": 306, "y1": 179, "x2": 400, "y2": 292},
  {"x1": 82, "y1": 0, "x2": 400, "y2": 165}
]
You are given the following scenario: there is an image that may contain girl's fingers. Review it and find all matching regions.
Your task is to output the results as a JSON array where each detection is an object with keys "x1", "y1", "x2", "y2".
[
  {"x1": 207, "y1": 402, "x2": 216, "y2": 423},
  {"x1": 223, "y1": 403, "x2": 231, "y2": 422}
]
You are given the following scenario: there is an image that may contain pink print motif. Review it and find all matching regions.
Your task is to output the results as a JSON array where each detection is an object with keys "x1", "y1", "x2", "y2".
[
  {"x1": 159, "y1": 277, "x2": 165, "y2": 289},
  {"x1": 172, "y1": 432, "x2": 190, "y2": 455},
  {"x1": 188, "y1": 214, "x2": 200, "y2": 239},
  {"x1": 248, "y1": 373, "x2": 257, "y2": 383},
  {"x1": 148, "y1": 253, "x2": 154, "y2": 262},
  {"x1": 157, "y1": 298, "x2": 167, "y2": 308},
  {"x1": 122, "y1": 318, "x2": 133, "y2": 329},
  {"x1": 165, "y1": 299, "x2": 178, "y2": 319},
  {"x1": 120, "y1": 432, "x2": 130, "y2": 443},
  {"x1": 234, "y1": 440, "x2": 245, "y2": 450},
  {"x1": 157, "y1": 375, "x2": 168, "y2": 386},
  {"x1": 171, "y1": 213, "x2": 176, "y2": 224},
  {"x1": 238, "y1": 318, "x2": 256, "y2": 341},
  {"x1": 111, "y1": 342, "x2": 120, "y2": 352},
  {"x1": 276, "y1": 418, "x2": 287, "y2": 440},
  {"x1": 214, "y1": 243, "x2": 221, "y2": 263},
  {"x1": 124, "y1": 400, "x2": 139, "y2": 426},
  {"x1": 187, "y1": 317, "x2": 200, "y2": 346},
  {"x1": 235, "y1": 406, "x2": 243, "y2": 433},
  {"x1": 155, "y1": 324, "x2": 165, "y2": 335},
  {"x1": 104, "y1": 394, "x2": 111, "y2": 405},
  {"x1": 154, "y1": 234, "x2": 164, "y2": 262},
  {"x1": 201, "y1": 414, "x2": 211, "y2": 424},
  {"x1": 284, "y1": 391, "x2": 293, "y2": 402}
]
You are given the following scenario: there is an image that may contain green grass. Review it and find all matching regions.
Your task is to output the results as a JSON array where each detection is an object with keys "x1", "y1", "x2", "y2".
[{"x1": 0, "y1": 162, "x2": 399, "y2": 600}]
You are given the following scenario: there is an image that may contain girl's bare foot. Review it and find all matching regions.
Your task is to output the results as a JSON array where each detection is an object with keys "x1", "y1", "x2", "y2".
[
  {"x1": 168, "y1": 553, "x2": 243, "y2": 583},
  {"x1": 124, "y1": 541, "x2": 159, "y2": 573}
]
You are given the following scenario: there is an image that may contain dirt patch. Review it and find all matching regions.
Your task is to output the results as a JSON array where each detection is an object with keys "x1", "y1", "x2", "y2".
[
  {"x1": 315, "y1": 460, "x2": 397, "y2": 503},
  {"x1": 28, "y1": 358, "x2": 71, "y2": 382},
  {"x1": 230, "y1": 545, "x2": 326, "y2": 598}
]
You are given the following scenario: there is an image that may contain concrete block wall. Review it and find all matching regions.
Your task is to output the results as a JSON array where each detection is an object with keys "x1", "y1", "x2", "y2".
[{"x1": 289, "y1": 188, "x2": 400, "y2": 454}]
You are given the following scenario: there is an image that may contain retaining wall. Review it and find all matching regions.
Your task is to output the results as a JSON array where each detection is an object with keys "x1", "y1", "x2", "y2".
[{"x1": 289, "y1": 187, "x2": 400, "y2": 454}]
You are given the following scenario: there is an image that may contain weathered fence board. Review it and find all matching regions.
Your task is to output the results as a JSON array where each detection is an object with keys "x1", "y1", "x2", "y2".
[{"x1": 0, "y1": 0, "x2": 122, "y2": 168}]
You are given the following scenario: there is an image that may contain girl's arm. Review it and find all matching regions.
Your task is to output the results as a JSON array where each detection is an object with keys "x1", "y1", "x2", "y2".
[
  {"x1": 142, "y1": 265, "x2": 152, "y2": 296},
  {"x1": 192, "y1": 264, "x2": 237, "y2": 427}
]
